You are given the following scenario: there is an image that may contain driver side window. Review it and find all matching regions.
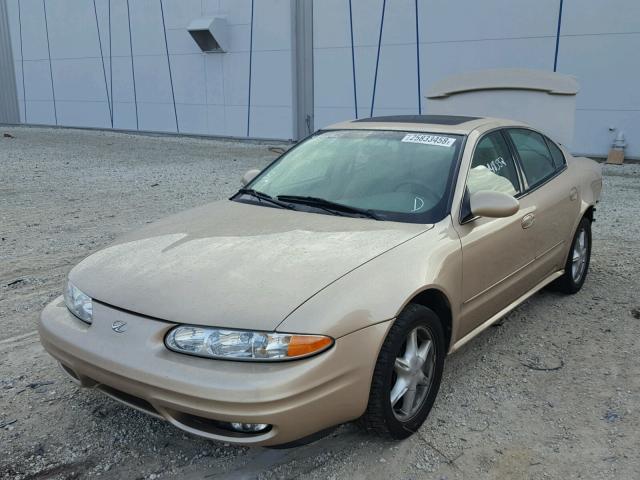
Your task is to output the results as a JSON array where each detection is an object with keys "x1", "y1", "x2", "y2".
[{"x1": 468, "y1": 131, "x2": 520, "y2": 196}]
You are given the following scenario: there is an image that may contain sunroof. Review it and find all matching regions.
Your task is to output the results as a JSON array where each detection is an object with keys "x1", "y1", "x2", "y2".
[{"x1": 353, "y1": 115, "x2": 480, "y2": 125}]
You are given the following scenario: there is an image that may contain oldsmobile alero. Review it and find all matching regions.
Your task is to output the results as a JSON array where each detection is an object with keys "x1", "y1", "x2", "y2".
[{"x1": 40, "y1": 115, "x2": 603, "y2": 446}]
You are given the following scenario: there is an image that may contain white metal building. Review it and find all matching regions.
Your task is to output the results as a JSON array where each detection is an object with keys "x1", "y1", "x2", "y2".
[{"x1": 0, "y1": 0, "x2": 638, "y2": 157}]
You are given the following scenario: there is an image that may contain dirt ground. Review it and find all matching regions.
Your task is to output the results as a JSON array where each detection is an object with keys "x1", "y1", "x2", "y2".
[{"x1": 1, "y1": 126, "x2": 639, "y2": 480}]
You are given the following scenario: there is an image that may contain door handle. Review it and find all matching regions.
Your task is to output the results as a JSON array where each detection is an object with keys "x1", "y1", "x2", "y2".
[{"x1": 521, "y1": 213, "x2": 535, "y2": 229}]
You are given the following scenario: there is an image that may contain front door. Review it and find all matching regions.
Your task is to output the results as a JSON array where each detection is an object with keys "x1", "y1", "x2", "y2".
[{"x1": 454, "y1": 130, "x2": 538, "y2": 339}]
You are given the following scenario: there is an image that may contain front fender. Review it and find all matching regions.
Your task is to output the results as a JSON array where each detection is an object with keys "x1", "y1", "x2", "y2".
[{"x1": 276, "y1": 217, "x2": 462, "y2": 343}]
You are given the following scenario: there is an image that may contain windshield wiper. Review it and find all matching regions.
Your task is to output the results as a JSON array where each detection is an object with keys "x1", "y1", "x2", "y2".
[
  {"x1": 236, "y1": 188, "x2": 294, "y2": 210},
  {"x1": 276, "y1": 195, "x2": 380, "y2": 220}
]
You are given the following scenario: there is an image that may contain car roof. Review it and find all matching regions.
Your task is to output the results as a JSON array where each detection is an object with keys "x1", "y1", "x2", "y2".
[{"x1": 325, "y1": 114, "x2": 529, "y2": 135}]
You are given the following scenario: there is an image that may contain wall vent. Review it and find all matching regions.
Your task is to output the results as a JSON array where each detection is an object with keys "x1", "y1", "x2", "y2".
[{"x1": 188, "y1": 17, "x2": 228, "y2": 53}]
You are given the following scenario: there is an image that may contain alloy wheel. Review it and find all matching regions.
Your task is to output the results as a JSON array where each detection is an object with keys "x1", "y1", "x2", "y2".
[
  {"x1": 571, "y1": 227, "x2": 589, "y2": 282},
  {"x1": 390, "y1": 326, "x2": 436, "y2": 421}
]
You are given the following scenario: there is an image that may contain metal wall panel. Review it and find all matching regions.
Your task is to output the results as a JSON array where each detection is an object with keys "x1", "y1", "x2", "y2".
[
  {"x1": 313, "y1": 0, "x2": 640, "y2": 158},
  {"x1": 3, "y1": 0, "x2": 639, "y2": 155},
  {"x1": 2, "y1": 0, "x2": 295, "y2": 139},
  {"x1": 0, "y1": 0, "x2": 20, "y2": 124}
]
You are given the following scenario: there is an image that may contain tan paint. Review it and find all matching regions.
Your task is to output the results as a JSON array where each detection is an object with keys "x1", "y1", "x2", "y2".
[
  {"x1": 469, "y1": 191, "x2": 520, "y2": 218},
  {"x1": 69, "y1": 201, "x2": 428, "y2": 332},
  {"x1": 39, "y1": 116, "x2": 602, "y2": 445},
  {"x1": 40, "y1": 299, "x2": 392, "y2": 446}
]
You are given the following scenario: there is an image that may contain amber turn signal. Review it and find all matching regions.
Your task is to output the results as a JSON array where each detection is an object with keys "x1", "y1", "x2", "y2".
[{"x1": 287, "y1": 335, "x2": 333, "y2": 358}]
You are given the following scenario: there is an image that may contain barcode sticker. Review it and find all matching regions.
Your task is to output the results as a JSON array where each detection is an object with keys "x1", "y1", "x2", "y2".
[{"x1": 401, "y1": 134, "x2": 456, "y2": 147}]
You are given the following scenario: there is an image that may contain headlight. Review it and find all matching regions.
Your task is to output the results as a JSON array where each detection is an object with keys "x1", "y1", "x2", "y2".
[
  {"x1": 165, "y1": 326, "x2": 333, "y2": 361},
  {"x1": 64, "y1": 280, "x2": 93, "y2": 324}
]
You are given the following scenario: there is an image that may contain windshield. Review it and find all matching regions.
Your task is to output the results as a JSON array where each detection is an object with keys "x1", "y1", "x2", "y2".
[{"x1": 241, "y1": 129, "x2": 464, "y2": 223}]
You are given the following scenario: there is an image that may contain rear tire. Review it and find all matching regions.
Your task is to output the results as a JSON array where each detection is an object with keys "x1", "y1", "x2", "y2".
[
  {"x1": 360, "y1": 304, "x2": 445, "y2": 439},
  {"x1": 551, "y1": 216, "x2": 592, "y2": 294}
]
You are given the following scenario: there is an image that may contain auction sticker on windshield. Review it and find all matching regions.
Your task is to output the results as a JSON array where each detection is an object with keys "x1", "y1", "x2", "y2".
[{"x1": 401, "y1": 134, "x2": 456, "y2": 147}]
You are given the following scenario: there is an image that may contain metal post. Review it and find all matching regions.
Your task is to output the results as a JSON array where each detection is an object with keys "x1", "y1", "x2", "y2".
[
  {"x1": 292, "y1": 0, "x2": 314, "y2": 141},
  {"x1": 0, "y1": 0, "x2": 20, "y2": 123}
]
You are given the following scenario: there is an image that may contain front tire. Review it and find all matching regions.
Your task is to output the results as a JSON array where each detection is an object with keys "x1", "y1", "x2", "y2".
[
  {"x1": 551, "y1": 216, "x2": 592, "y2": 294},
  {"x1": 361, "y1": 304, "x2": 445, "y2": 439}
]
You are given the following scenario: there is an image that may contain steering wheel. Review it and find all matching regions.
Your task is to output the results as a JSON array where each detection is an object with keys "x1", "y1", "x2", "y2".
[{"x1": 394, "y1": 181, "x2": 441, "y2": 207}]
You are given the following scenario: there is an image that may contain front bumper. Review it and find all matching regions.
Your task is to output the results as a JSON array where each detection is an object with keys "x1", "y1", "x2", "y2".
[{"x1": 39, "y1": 297, "x2": 391, "y2": 446}]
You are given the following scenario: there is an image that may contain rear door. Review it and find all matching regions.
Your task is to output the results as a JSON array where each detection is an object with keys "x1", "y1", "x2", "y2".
[{"x1": 505, "y1": 128, "x2": 580, "y2": 278}]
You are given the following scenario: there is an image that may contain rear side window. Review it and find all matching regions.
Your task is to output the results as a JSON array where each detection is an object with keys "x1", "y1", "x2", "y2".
[
  {"x1": 506, "y1": 129, "x2": 556, "y2": 187},
  {"x1": 545, "y1": 137, "x2": 566, "y2": 169}
]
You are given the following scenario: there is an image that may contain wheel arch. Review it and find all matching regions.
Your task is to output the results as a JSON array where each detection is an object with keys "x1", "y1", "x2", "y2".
[
  {"x1": 405, "y1": 288, "x2": 453, "y2": 353},
  {"x1": 583, "y1": 204, "x2": 595, "y2": 223}
]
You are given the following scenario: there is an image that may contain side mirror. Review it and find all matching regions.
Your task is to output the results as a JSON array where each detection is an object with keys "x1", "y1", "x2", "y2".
[
  {"x1": 469, "y1": 190, "x2": 519, "y2": 218},
  {"x1": 241, "y1": 169, "x2": 261, "y2": 186}
]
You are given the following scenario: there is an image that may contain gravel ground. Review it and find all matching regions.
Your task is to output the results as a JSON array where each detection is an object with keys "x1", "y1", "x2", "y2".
[{"x1": 1, "y1": 126, "x2": 639, "y2": 480}]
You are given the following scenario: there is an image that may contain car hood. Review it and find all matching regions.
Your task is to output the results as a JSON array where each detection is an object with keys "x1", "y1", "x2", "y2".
[{"x1": 70, "y1": 200, "x2": 432, "y2": 332}]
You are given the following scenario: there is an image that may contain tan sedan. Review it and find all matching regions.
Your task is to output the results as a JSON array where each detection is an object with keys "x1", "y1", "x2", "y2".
[{"x1": 40, "y1": 115, "x2": 602, "y2": 447}]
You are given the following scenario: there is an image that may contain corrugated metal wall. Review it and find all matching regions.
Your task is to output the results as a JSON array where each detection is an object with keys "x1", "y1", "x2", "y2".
[
  {"x1": 0, "y1": 0, "x2": 20, "y2": 123},
  {"x1": 2, "y1": 0, "x2": 640, "y2": 156},
  {"x1": 313, "y1": 0, "x2": 640, "y2": 158},
  {"x1": 3, "y1": 0, "x2": 295, "y2": 139}
]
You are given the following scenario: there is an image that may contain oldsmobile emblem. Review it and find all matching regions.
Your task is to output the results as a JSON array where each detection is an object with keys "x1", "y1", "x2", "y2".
[{"x1": 111, "y1": 321, "x2": 128, "y2": 333}]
